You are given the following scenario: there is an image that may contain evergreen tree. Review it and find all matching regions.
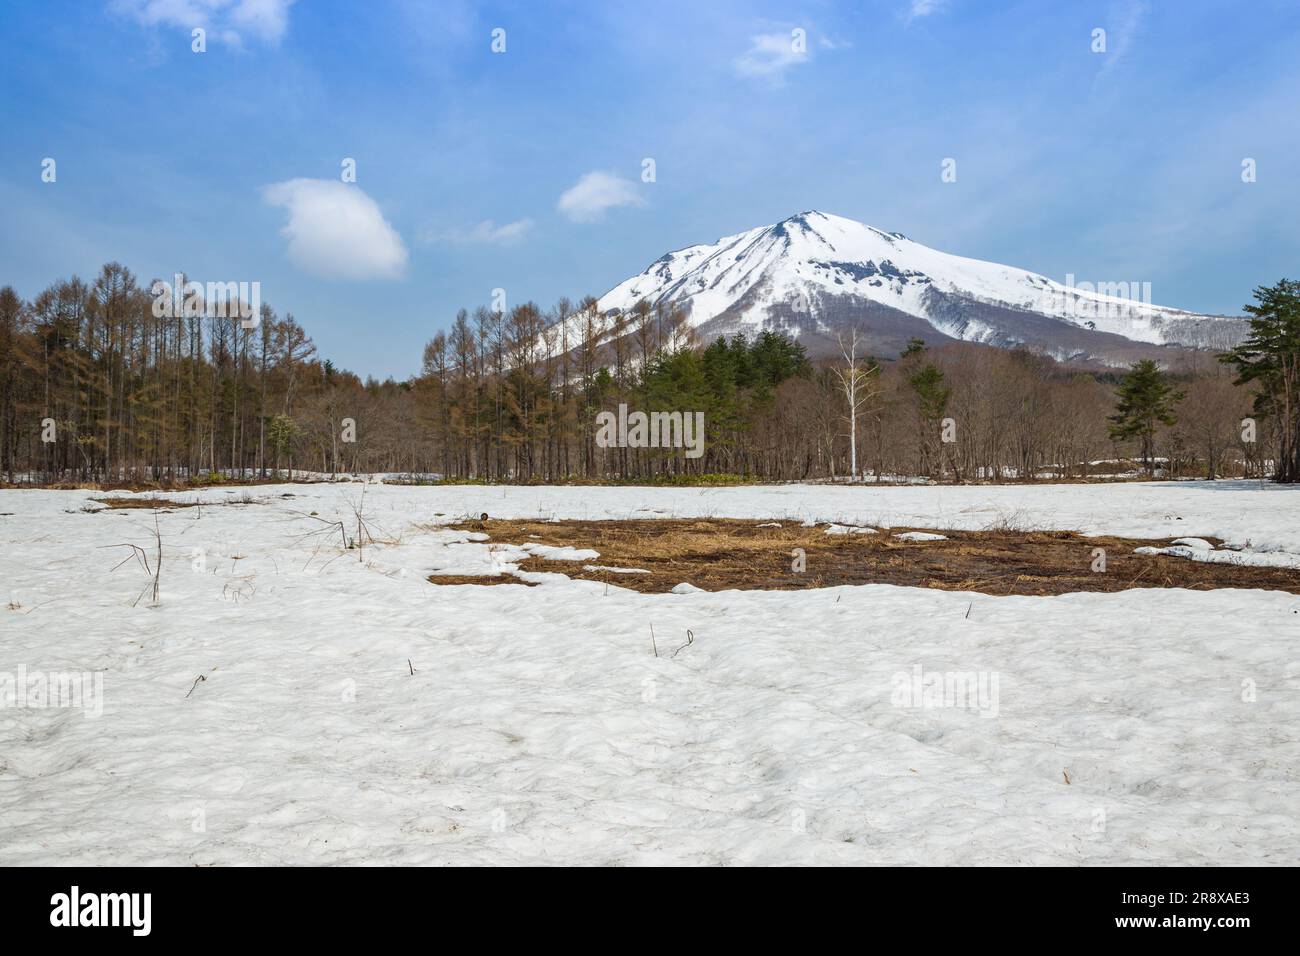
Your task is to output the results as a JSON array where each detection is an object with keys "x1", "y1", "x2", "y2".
[
  {"x1": 1108, "y1": 359, "x2": 1182, "y2": 475},
  {"x1": 1220, "y1": 278, "x2": 1300, "y2": 482},
  {"x1": 906, "y1": 362, "x2": 950, "y2": 477}
]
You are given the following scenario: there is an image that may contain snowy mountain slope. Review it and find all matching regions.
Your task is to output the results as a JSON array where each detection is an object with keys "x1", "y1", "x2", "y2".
[{"x1": 585, "y1": 211, "x2": 1244, "y2": 362}]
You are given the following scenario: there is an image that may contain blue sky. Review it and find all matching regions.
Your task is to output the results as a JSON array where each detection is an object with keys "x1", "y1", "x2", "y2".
[{"x1": 2, "y1": 0, "x2": 1298, "y2": 378}]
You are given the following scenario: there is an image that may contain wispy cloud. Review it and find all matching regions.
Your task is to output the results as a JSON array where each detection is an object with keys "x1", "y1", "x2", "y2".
[
  {"x1": 905, "y1": 0, "x2": 948, "y2": 22},
  {"x1": 1098, "y1": 0, "x2": 1149, "y2": 74},
  {"x1": 422, "y1": 219, "x2": 535, "y2": 246},
  {"x1": 110, "y1": 0, "x2": 295, "y2": 46},
  {"x1": 263, "y1": 179, "x2": 408, "y2": 280},
  {"x1": 733, "y1": 31, "x2": 809, "y2": 81},
  {"x1": 557, "y1": 171, "x2": 645, "y2": 223}
]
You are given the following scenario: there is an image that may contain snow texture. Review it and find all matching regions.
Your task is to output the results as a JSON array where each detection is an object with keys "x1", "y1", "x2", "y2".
[{"x1": 1, "y1": 479, "x2": 1297, "y2": 865}]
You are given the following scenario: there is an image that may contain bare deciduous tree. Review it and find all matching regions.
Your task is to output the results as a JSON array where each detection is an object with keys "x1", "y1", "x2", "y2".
[{"x1": 832, "y1": 327, "x2": 879, "y2": 479}]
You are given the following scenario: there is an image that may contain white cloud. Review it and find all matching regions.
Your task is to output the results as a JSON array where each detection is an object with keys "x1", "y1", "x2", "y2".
[
  {"x1": 110, "y1": 0, "x2": 295, "y2": 46},
  {"x1": 423, "y1": 219, "x2": 535, "y2": 246},
  {"x1": 556, "y1": 171, "x2": 646, "y2": 223},
  {"x1": 1099, "y1": 0, "x2": 1149, "y2": 74},
  {"x1": 733, "y1": 32, "x2": 809, "y2": 80},
  {"x1": 263, "y1": 179, "x2": 408, "y2": 280},
  {"x1": 905, "y1": 0, "x2": 947, "y2": 21}
]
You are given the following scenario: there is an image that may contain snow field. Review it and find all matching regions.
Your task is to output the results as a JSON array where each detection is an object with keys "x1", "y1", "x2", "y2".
[{"x1": 0, "y1": 480, "x2": 1297, "y2": 864}]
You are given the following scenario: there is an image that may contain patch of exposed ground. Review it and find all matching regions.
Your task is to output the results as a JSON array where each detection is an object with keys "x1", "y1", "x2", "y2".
[
  {"x1": 426, "y1": 573, "x2": 538, "y2": 587},
  {"x1": 1, "y1": 477, "x2": 331, "y2": 492},
  {"x1": 91, "y1": 496, "x2": 204, "y2": 510},
  {"x1": 91, "y1": 496, "x2": 262, "y2": 510},
  {"x1": 428, "y1": 518, "x2": 1300, "y2": 596}
]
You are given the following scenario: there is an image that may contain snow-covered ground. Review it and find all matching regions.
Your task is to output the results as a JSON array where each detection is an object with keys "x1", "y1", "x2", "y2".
[{"x1": 1, "y1": 480, "x2": 1297, "y2": 865}]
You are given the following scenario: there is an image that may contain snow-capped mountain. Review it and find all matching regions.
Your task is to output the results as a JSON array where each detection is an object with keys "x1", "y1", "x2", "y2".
[{"x1": 589, "y1": 211, "x2": 1244, "y2": 363}]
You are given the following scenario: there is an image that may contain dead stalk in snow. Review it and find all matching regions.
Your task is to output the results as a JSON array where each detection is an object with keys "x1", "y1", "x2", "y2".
[
  {"x1": 347, "y1": 487, "x2": 378, "y2": 562},
  {"x1": 150, "y1": 511, "x2": 162, "y2": 604},
  {"x1": 286, "y1": 489, "x2": 390, "y2": 570},
  {"x1": 285, "y1": 508, "x2": 349, "y2": 571},
  {"x1": 101, "y1": 509, "x2": 163, "y2": 606},
  {"x1": 286, "y1": 509, "x2": 348, "y2": 549},
  {"x1": 104, "y1": 542, "x2": 150, "y2": 575}
]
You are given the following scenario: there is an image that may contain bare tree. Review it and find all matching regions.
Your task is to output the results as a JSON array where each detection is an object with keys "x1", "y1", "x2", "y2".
[{"x1": 833, "y1": 327, "x2": 879, "y2": 479}]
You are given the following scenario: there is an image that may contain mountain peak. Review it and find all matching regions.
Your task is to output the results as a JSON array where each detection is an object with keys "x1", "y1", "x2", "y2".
[
  {"x1": 591, "y1": 213, "x2": 1243, "y2": 364},
  {"x1": 776, "y1": 209, "x2": 844, "y2": 231}
]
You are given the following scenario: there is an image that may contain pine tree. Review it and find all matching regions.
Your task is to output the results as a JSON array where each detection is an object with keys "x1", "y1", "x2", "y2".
[
  {"x1": 0, "y1": 286, "x2": 24, "y2": 481},
  {"x1": 1220, "y1": 279, "x2": 1300, "y2": 483},
  {"x1": 1108, "y1": 359, "x2": 1182, "y2": 475},
  {"x1": 906, "y1": 361, "x2": 950, "y2": 478}
]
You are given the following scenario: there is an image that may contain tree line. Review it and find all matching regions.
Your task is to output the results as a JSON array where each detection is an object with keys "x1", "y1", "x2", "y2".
[{"x1": 0, "y1": 265, "x2": 1296, "y2": 484}]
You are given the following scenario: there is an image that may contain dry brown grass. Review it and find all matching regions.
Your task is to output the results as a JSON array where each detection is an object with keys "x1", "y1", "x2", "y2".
[
  {"x1": 426, "y1": 573, "x2": 538, "y2": 587},
  {"x1": 92, "y1": 496, "x2": 205, "y2": 510},
  {"x1": 426, "y1": 518, "x2": 1300, "y2": 596},
  {"x1": 3, "y1": 477, "x2": 323, "y2": 492},
  {"x1": 91, "y1": 495, "x2": 264, "y2": 511}
]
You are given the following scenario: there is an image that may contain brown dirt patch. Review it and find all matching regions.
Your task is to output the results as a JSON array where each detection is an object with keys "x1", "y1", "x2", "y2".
[
  {"x1": 92, "y1": 496, "x2": 205, "y2": 510},
  {"x1": 426, "y1": 573, "x2": 538, "y2": 587},
  {"x1": 91, "y1": 496, "x2": 264, "y2": 510},
  {"x1": 427, "y1": 518, "x2": 1300, "y2": 596}
]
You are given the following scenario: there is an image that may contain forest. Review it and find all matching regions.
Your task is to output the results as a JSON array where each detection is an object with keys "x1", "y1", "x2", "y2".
[{"x1": 0, "y1": 264, "x2": 1295, "y2": 485}]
